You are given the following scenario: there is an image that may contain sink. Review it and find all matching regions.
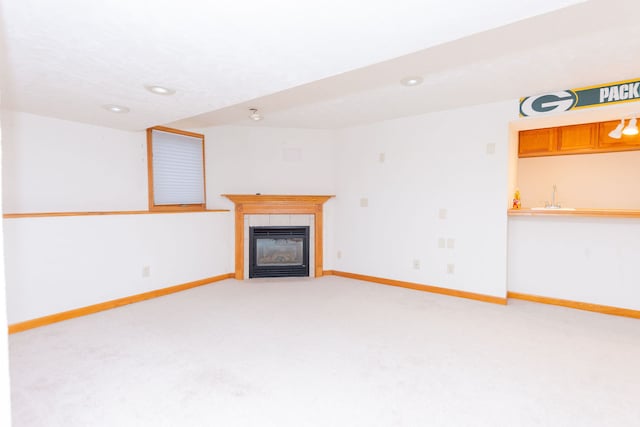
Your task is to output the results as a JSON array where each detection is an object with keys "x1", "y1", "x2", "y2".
[{"x1": 531, "y1": 207, "x2": 576, "y2": 211}]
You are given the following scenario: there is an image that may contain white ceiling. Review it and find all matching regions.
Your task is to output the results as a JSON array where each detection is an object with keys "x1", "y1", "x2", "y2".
[{"x1": 2, "y1": 0, "x2": 638, "y2": 131}]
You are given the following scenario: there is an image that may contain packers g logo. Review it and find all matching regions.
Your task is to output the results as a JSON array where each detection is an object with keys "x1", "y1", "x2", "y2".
[{"x1": 519, "y1": 91, "x2": 577, "y2": 117}]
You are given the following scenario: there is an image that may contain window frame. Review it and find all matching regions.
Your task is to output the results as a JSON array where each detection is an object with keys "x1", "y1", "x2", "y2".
[{"x1": 146, "y1": 125, "x2": 207, "y2": 212}]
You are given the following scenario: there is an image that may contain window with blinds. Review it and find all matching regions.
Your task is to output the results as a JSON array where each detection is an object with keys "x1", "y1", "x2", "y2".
[{"x1": 146, "y1": 126, "x2": 206, "y2": 211}]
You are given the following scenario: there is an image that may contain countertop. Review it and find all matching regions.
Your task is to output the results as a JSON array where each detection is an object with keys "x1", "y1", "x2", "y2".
[{"x1": 508, "y1": 208, "x2": 640, "y2": 219}]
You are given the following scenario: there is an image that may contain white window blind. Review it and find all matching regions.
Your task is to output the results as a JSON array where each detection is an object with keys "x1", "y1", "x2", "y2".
[{"x1": 151, "y1": 129, "x2": 204, "y2": 205}]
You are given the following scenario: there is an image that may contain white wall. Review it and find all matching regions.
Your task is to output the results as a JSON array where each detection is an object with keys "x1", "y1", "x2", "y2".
[
  {"x1": 6, "y1": 101, "x2": 638, "y2": 329},
  {"x1": 508, "y1": 216, "x2": 640, "y2": 310},
  {"x1": 1, "y1": 111, "x2": 147, "y2": 213},
  {"x1": 2, "y1": 115, "x2": 340, "y2": 323},
  {"x1": 4, "y1": 213, "x2": 232, "y2": 323},
  {"x1": 200, "y1": 125, "x2": 337, "y2": 209},
  {"x1": 0, "y1": 110, "x2": 13, "y2": 427},
  {"x1": 2, "y1": 112, "x2": 234, "y2": 324},
  {"x1": 331, "y1": 101, "x2": 516, "y2": 298},
  {"x1": 200, "y1": 124, "x2": 338, "y2": 270}
]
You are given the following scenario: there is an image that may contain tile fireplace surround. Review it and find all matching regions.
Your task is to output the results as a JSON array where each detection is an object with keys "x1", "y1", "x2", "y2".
[{"x1": 222, "y1": 195, "x2": 334, "y2": 280}]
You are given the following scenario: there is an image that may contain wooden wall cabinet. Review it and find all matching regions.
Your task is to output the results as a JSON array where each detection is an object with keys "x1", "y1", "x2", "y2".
[
  {"x1": 518, "y1": 128, "x2": 557, "y2": 157},
  {"x1": 519, "y1": 120, "x2": 640, "y2": 158},
  {"x1": 598, "y1": 120, "x2": 640, "y2": 150},
  {"x1": 557, "y1": 123, "x2": 598, "y2": 153}
]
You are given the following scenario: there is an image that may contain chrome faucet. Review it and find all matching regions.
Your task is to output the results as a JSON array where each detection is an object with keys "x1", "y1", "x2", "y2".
[{"x1": 545, "y1": 184, "x2": 561, "y2": 208}]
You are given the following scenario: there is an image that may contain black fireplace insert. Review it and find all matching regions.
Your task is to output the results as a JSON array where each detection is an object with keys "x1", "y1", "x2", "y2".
[{"x1": 249, "y1": 226, "x2": 310, "y2": 278}]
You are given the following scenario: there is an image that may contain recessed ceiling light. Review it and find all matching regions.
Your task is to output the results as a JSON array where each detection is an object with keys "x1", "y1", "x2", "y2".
[
  {"x1": 400, "y1": 76, "x2": 424, "y2": 87},
  {"x1": 145, "y1": 85, "x2": 176, "y2": 95},
  {"x1": 102, "y1": 104, "x2": 130, "y2": 113}
]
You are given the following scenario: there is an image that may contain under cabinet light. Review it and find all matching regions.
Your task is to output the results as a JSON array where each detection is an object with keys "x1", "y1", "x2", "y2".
[
  {"x1": 609, "y1": 115, "x2": 639, "y2": 139},
  {"x1": 623, "y1": 117, "x2": 638, "y2": 136},
  {"x1": 608, "y1": 119, "x2": 625, "y2": 139}
]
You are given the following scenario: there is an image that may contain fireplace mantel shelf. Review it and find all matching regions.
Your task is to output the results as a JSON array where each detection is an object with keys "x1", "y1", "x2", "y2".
[
  {"x1": 222, "y1": 194, "x2": 335, "y2": 279},
  {"x1": 223, "y1": 194, "x2": 333, "y2": 209},
  {"x1": 222, "y1": 194, "x2": 335, "y2": 214}
]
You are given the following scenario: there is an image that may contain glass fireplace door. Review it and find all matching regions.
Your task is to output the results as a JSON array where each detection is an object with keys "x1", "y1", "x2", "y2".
[{"x1": 249, "y1": 226, "x2": 309, "y2": 278}]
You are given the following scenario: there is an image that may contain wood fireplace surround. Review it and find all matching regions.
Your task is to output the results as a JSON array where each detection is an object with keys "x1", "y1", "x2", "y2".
[{"x1": 222, "y1": 194, "x2": 334, "y2": 280}]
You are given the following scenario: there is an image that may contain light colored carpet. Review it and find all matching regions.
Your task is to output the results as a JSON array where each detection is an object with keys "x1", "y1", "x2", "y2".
[{"x1": 9, "y1": 276, "x2": 640, "y2": 427}]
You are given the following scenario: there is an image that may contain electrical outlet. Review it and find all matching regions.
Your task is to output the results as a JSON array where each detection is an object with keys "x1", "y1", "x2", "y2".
[
  {"x1": 486, "y1": 143, "x2": 496, "y2": 154},
  {"x1": 447, "y1": 238, "x2": 455, "y2": 249},
  {"x1": 142, "y1": 265, "x2": 150, "y2": 278},
  {"x1": 337, "y1": 250, "x2": 342, "y2": 259},
  {"x1": 413, "y1": 259, "x2": 420, "y2": 269},
  {"x1": 438, "y1": 238, "x2": 446, "y2": 249},
  {"x1": 379, "y1": 152, "x2": 386, "y2": 163},
  {"x1": 360, "y1": 198, "x2": 369, "y2": 207},
  {"x1": 439, "y1": 208, "x2": 447, "y2": 219},
  {"x1": 447, "y1": 264, "x2": 455, "y2": 274}
]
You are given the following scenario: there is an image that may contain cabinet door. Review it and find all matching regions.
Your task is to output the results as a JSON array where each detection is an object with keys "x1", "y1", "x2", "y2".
[
  {"x1": 518, "y1": 128, "x2": 558, "y2": 157},
  {"x1": 558, "y1": 123, "x2": 598, "y2": 153},
  {"x1": 599, "y1": 120, "x2": 640, "y2": 150}
]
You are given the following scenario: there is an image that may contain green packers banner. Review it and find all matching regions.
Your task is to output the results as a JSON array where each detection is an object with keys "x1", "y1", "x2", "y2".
[{"x1": 519, "y1": 78, "x2": 640, "y2": 117}]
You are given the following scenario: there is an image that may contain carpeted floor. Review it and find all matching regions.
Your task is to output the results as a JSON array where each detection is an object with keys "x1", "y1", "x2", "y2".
[{"x1": 8, "y1": 276, "x2": 640, "y2": 426}]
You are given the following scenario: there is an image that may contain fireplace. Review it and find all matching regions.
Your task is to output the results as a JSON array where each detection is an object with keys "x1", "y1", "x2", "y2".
[
  {"x1": 222, "y1": 194, "x2": 333, "y2": 279},
  {"x1": 249, "y1": 226, "x2": 310, "y2": 278}
]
